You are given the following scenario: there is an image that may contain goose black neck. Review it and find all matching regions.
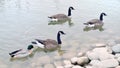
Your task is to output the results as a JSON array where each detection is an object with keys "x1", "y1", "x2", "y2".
[
  {"x1": 68, "y1": 8, "x2": 71, "y2": 16},
  {"x1": 57, "y1": 32, "x2": 62, "y2": 44},
  {"x1": 100, "y1": 14, "x2": 103, "y2": 21}
]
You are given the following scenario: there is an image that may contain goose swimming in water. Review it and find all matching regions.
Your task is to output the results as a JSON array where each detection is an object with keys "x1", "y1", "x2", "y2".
[
  {"x1": 48, "y1": 6, "x2": 75, "y2": 21},
  {"x1": 31, "y1": 31, "x2": 65, "y2": 50},
  {"x1": 84, "y1": 12, "x2": 107, "y2": 26},
  {"x1": 9, "y1": 45, "x2": 34, "y2": 58}
]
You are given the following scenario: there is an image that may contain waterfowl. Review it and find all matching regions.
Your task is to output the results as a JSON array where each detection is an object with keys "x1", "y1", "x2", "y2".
[
  {"x1": 84, "y1": 13, "x2": 107, "y2": 26},
  {"x1": 48, "y1": 6, "x2": 75, "y2": 21},
  {"x1": 9, "y1": 45, "x2": 34, "y2": 58},
  {"x1": 31, "y1": 31, "x2": 65, "y2": 50}
]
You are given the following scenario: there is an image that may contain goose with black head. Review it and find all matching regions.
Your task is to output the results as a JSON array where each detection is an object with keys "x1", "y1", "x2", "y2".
[
  {"x1": 31, "y1": 31, "x2": 65, "y2": 50},
  {"x1": 48, "y1": 6, "x2": 75, "y2": 21}
]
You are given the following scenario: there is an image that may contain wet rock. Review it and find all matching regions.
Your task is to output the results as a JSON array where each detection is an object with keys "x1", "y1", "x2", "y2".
[
  {"x1": 72, "y1": 65, "x2": 83, "y2": 68},
  {"x1": 90, "y1": 60, "x2": 101, "y2": 66},
  {"x1": 116, "y1": 66, "x2": 120, "y2": 68},
  {"x1": 94, "y1": 43, "x2": 106, "y2": 47},
  {"x1": 100, "y1": 59, "x2": 119, "y2": 68},
  {"x1": 112, "y1": 44, "x2": 120, "y2": 53},
  {"x1": 63, "y1": 60, "x2": 71, "y2": 65},
  {"x1": 56, "y1": 66, "x2": 64, "y2": 68},
  {"x1": 86, "y1": 51, "x2": 99, "y2": 60},
  {"x1": 115, "y1": 54, "x2": 120, "y2": 58},
  {"x1": 107, "y1": 39, "x2": 116, "y2": 46},
  {"x1": 64, "y1": 64, "x2": 73, "y2": 68},
  {"x1": 71, "y1": 57, "x2": 78, "y2": 64},
  {"x1": 44, "y1": 64, "x2": 54, "y2": 68},
  {"x1": 99, "y1": 53, "x2": 114, "y2": 60},
  {"x1": 77, "y1": 52, "x2": 84, "y2": 57},
  {"x1": 77, "y1": 57, "x2": 89, "y2": 65}
]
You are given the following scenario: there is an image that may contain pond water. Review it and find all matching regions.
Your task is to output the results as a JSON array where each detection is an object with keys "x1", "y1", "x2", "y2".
[{"x1": 0, "y1": 0, "x2": 120, "y2": 68}]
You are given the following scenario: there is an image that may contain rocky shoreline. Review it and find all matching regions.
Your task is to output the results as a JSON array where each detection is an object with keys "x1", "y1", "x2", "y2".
[{"x1": 55, "y1": 41, "x2": 120, "y2": 68}]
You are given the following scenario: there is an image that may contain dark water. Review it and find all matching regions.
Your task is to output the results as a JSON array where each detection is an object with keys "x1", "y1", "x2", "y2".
[{"x1": 0, "y1": 0, "x2": 120, "y2": 68}]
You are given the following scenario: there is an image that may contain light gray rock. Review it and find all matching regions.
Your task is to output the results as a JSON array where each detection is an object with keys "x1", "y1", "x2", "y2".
[
  {"x1": 90, "y1": 60, "x2": 101, "y2": 66},
  {"x1": 77, "y1": 52, "x2": 84, "y2": 57},
  {"x1": 64, "y1": 64, "x2": 73, "y2": 68},
  {"x1": 56, "y1": 66, "x2": 64, "y2": 68},
  {"x1": 71, "y1": 57, "x2": 78, "y2": 64},
  {"x1": 112, "y1": 44, "x2": 120, "y2": 53},
  {"x1": 92, "y1": 47, "x2": 108, "y2": 53},
  {"x1": 116, "y1": 66, "x2": 120, "y2": 68},
  {"x1": 77, "y1": 57, "x2": 89, "y2": 65},
  {"x1": 99, "y1": 53, "x2": 114, "y2": 60},
  {"x1": 115, "y1": 54, "x2": 120, "y2": 58},
  {"x1": 72, "y1": 65, "x2": 83, "y2": 68},
  {"x1": 63, "y1": 60, "x2": 71, "y2": 65},
  {"x1": 86, "y1": 51, "x2": 99, "y2": 60},
  {"x1": 100, "y1": 59, "x2": 119, "y2": 68},
  {"x1": 94, "y1": 43, "x2": 106, "y2": 47},
  {"x1": 44, "y1": 64, "x2": 54, "y2": 68},
  {"x1": 107, "y1": 39, "x2": 116, "y2": 46}
]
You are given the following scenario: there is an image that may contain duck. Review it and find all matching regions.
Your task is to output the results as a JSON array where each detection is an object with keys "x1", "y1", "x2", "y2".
[
  {"x1": 84, "y1": 12, "x2": 107, "y2": 26},
  {"x1": 9, "y1": 45, "x2": 34, "y2": 58},
  {"x1": 31, "y1": 31, "x2": 65, "y2": 50},
  {"x1": 48, "y1": 6, "x2": 75, "y2": 21}
]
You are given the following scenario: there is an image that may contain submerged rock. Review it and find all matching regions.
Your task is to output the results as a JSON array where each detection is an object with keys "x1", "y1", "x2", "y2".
[{"x1": 112, "y1": 44, "x2": 120, "y2": 53}]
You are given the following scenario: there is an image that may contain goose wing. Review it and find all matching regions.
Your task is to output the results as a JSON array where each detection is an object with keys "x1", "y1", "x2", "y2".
[
  {"x1": 44, "y1": 39, "x2": 58, "y2": 49},
  {"x1": 49, "y1": 14, "x2": 68, "y2": 19},
  {"x1": 86, "y1": 19, "x2": 102, "y2": 25}
]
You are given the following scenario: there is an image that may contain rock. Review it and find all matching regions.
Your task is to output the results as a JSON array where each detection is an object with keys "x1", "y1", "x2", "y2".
[
  {"x1": 64, "y1": 64, "x2": 73, "y2": 68},
  {"x1": 63, "y1": 60, "x2": 71, "y2": 65},
  {"x1": 56, "y1": 66, "x2": 64, "y2": 68},
  {"x1": 71, "y1": 57, "x2": 78, "y2": 64},
  {"x1": 112, "y1": 44, "x2": 120, "y2": 53},
  {"x1": 85, "y1": 65, "x2": 93, "y2": 68},
  {"x1": 90, "y1": 60, "x2": 101, "y2": 66},
  {"x1": 116, "y1": 66, "x2": 120, "y2": 68},
  {"x1": 44, "y1": 64, "x2": 54, "y2": 68},
  {"x1": 77, "y1": 57, "x2": 89, "y2": 65},
  {"x1": 100, "y1": 59, "x2": 119, "y2": 68},
  {"x1": 94, "y1": 43, "x2": 106, "y2": 47},
  {"x1": 86, "y1": 51, "x2": 99, "y2": 60},
  {"x1": 92, "y1": 47, "x2": 108, "y2": 53},
  {"x1": 72, "y1": 65, "x2": 83, "y2": 68},
  {"x1": 107, "y1": 39, "x2": 116, "y2": 46},
  {"x1": 117, "y1": 57, "x2": 120, "y2": 63},
  {"x1": 115, "y1": 54, "x2": 120, "y2": 58},
  {"x1": 99, "y1": 53, "x2": 114, "y2": 60},
  {"x1": 77, "y1": 52, "x2": 84, "y2": 57}
]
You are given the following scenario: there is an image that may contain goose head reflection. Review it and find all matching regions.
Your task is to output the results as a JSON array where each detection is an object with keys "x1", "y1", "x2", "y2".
[
  {"x1": 48, "y1": 18, "x2": 74, "y2": 27},
  {"x1": 83, "y1": 24, "x2": 104, "y2": 32}
]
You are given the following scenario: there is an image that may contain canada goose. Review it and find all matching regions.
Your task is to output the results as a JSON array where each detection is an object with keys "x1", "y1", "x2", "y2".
[
  {"x1": 9, "y1": 45, "x2": 34, "y2": 58},
  {"x1": 31, "y1": 31, "x2": 65, "y2": 50},
  {"x1": 84, "y1": 13, "x2": 107, "y2": 26},
  {"x1": 48, "y1": 6, "x2": 75, "y2": 21}
]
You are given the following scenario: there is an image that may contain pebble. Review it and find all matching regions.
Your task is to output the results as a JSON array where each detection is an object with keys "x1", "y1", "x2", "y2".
[
  {"x1": 94, "y1": 43, "x2": 106, "y2": 47},
  {"x1": 77, "y1": 52, "x2": 84, "y2": 57},
  {"x1": 63, "y1": 60, "x2": 71, "y2": 65},
  {"x1": 72, "y1": 65, "x2": 83, "y2": 68},
  {"x1": 112, "y1": 44, "x2": 120, "y2": 53},
  {"x1": 77, "y1": 57, "x2": 89, "y2": 65},
  {"x1": 71, "y1": 57, "x2": 78, "y2": 64},
  {"x1": 86, "y1": 51, "x2": 99, "y2": 60}
]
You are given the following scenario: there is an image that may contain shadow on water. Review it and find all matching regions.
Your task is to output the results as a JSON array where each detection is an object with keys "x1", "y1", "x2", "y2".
[
  {"x1": 83, "y1": 24, "x2": 105, "y2": 32},
  {"x1": 48, "y1": 18, "x2": 74, "y2": 27}
]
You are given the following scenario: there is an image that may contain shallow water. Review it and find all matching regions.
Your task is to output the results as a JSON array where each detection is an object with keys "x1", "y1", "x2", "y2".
[{"x1": 0, "y1": 0, "x2": 120, "y2": 68}]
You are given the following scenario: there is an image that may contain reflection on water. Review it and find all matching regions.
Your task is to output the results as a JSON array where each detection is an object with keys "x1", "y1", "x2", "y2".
[
  {"x1": 83, "y1": 24, "x2": 104, "y2": 32},
  {"x1": 48, "y1": 18, "x2": 74, "y2": 27}
]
